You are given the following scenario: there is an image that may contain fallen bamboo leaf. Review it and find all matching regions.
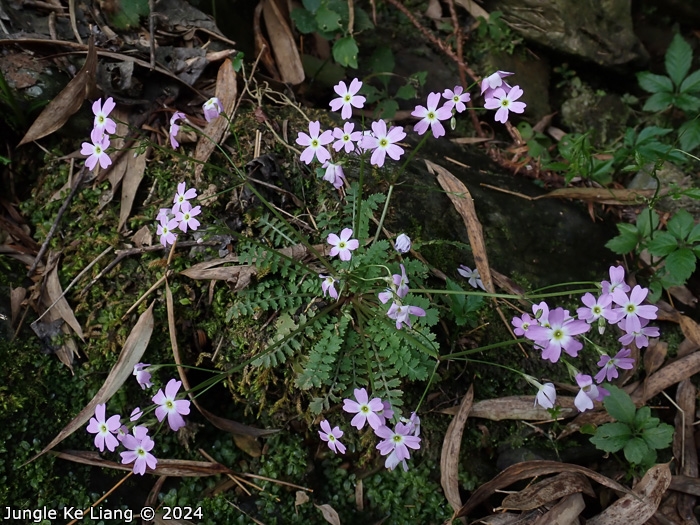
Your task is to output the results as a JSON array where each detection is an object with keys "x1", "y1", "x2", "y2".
[
  {"x1": 454, "y1": 0, "x2": 490, "y2": 20},
  {"x1": 532, "y1": 492, "x2": 585, "y2": 525},
  {"x1": 644, "y1": 340, "x2": 667, "y2": 377},
  {"x1": 670, "y1": 475, "x2": 700, "y2": 497},
  {"x1": 441, "y1": 395, "x2": 576, "y2": 421},
  {"x1": 180, "y1": 264, "x2": 257, "y2": 291},
  {"x1": 118, "y1": 146, "x2": 148, "y2": 230},
  {"x1": 10, "y1": 285, "x2": 25, "y2": 327},
  {"x1": 42, "y1": 253, "x2": 85, "y2": 341},
  {"x1": 254, "y1": 2, "x2": 280, "y2": 80},
  {"x1": 453, "y1": 460, "x2": 631, "y2": 519},
  {"x1": 19, "y1": 36, "x2": 96, "y2": 146},
  {"x1": 441, "y1": 384, "x2": 473, "y2": 513},
  {"x1": 674, "y1": 379, "x2": 698, "y2": 522},
  {"x1": 315, "y1": 503, "x2": 341, "y2": 525},
  {"x1": 426, "y1": 159, "x2": 493, "y2": 292},
  {"x1": 54, "y1": 449, "x2": 230, "y2": 476},
  {"x1": 105, "y1": 108, "x2": 132, "y2": 194},
  {"x1": 262, "y1": 0, "x2": 305, "y2": 85},
  {"x1": 631, "y1": 350, "x2": 700, "y2": 405},
  {"x1": 534, "y1": 187, "x2": 659, "y2": 205},
  {"x1": 28, "y1": 303, "x2": 154, "y2": 463},
  {"x1": 233, "y1": 434, "x2": 262, "y2": 457},
  {"x1": 501, "y1": 472, "x2": 594, "y2": 510},
  {"x1": 450, "y1": 136, "x2": 491, "y2": 145},
  {"x1": 166, "y1": 282, "x2": 277, "y2": 437},
  {"x1": 587, "y1": 463, "x2": 671, "y2": 525},
  {"x1": 194, "y1": 58, "x2": 238, "y2": 183}
]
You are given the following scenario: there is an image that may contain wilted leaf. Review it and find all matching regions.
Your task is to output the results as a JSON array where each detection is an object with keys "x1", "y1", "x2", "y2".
[
  {"x1": 535, "y1": 187, "x2": 658, "y2": 204},
  {"x1": 501, "y1": 472, "x2": 594, "y2": 510},
  {"x1": 233, "y1": 434, "x2": 262, "y2": 457},
  {"x1": 42, "y1": 254, "x2": 84, "y2": 341},
  {"x1": 674, "y1": 379, "x2": 698, "y2": 521},
  {"x1": 532, "y1": 493, "x2": 585, "y2": 525},
  {"x1": 262, "y1": 0, "x2": 304, "y2": 84},
  {"x1": 644, "y1": 340, "x2": 667, "y2": 376},
  {"x1": 441, "y1": 384, "x2": 473, "y2": 512},
  {"x1": 315, "y1": 503, "x2": 341, "y2": 525},
  {"x1": 462, "y1": 395, "x2": 576, "y2": 421},
  {"x1": 118, "y1": 147, "x2": 148, "y2": 230}
]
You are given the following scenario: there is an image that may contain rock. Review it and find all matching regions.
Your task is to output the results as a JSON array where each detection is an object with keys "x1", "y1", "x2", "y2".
[
  {"x1": 560, "y1": 82, "x2": 630, "y2": 146},
  {"x1": 628, "y1": 162, "x2": 700, "y2": 218},
  {"x1": 483, "y1": 0, "x2": 648, "y2": 68}
]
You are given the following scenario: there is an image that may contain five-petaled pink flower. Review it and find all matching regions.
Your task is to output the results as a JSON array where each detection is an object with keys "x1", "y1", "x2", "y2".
[
  {"x1": 484, "y1": 86, "x2": 527, "y2": 124},
  {"x1": 202, "y1": 97, "x2": 223, "y2": 122},
  {"x1": 175, "y1": 201, "x2": 202, "y2": 233},
  {"x1": 387, "y1": 301, "x2": 426, "y2": 330},
  {"x1": 81, "y1": 127, "x2": 112, "y2": 171},
  {"x1": 442, "y1": 86, "x2": 471, "y2": 113},
  {"x1": 577, "y1": 293, "x2": 618, "y2": 325},
  {"x1": 86, "y1": 403, "x2": 121, "y2": 452},
  {"x1": 320, "y1": 274, "x2": 339, "y2": 300},
  {"x1": 152, "y1": 379, "x2": 191, "y2": 431},
  {"x1": 169, "y1": 111, "x2": 186, "y2": 149},
  {"x1": 611, "y1": 285, "x2": 658, "y2": 334},
  {"x1": 375, "y1": 422, "x2": 421, "y2": 470},
  {"x1": 329, "y1": 78, "x2": 366, "y2": 119},
  {"x1": 296, "y1": 121, "x2": 333, "y2": 164},
  {"x1": 173, "y1": 182, "x2": 197, "y2": 213},
  {"x1": 601, "y1": 265, "x2": 630, "y2": 295},
  {"x1": 511, "y1": 313, "x2": 534, "y2": 336},
  {"x1": 343, "y1": 388, "x2": 384, "y2": 430},
  {"x1": 120, "y1": 426, "x2": 158, "y2": 475},
  {"x1": 133, "y1": 363, "x2": 152, "y2": 389},
  {"x1": 157, "y1": 217, "x2": 179, "y2": 247},
  {"x1": 332, "y1": 122, "x2": 362, "y2": 153},
  {"x1": 412, "y1": 92, "x2": 452, "y2": 138},
  {"x1": 480, "y1": 70, "x2": 513, "y2": 98},
  {"x1": 322, "y1": 161, "x2": 346, "y2": 189},
  {"x1": 525, "y1": 307, "x2": 590, "y2": 362},
  {"x1": 319, "y1": 420, "x2": 346, "y2": 454},
  {"x1": 362, "y1": 120, "x2": 406, "y2": 167},
  {"x1": 595, "y1": 348, "x2": 635, "y2": 383},
  {"x1": 92, "y1": 97, "x2": 117, "y2": 136},
  {"x1": 618, "y1": 318, "x2": 660, "y2": 348},
  {"x1": 327, "y1": 228, "x2": 359, "y2": 261}
]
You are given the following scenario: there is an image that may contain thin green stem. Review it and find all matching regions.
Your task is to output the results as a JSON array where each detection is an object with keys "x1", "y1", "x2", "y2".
[
  {"x1": 442, "y1": 337, "x2": 528, "y2": 360},
  {"x1": 372, "y1": 183, "x2": 394, "y2": 245}
]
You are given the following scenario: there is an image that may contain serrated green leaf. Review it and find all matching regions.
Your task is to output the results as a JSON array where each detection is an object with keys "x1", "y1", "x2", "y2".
[
  {"x1": 642, "y1": 423, "x2": 674, "y2": 450},
  {"x1": 332, "y1": 36, "x2": 359, "y2": 68},
  {"x1": 637, "y1": 72, "x2": 673, "y2": 94},
  {"x1": 633, "y1": 406, "x2": 652, "y2": 428},
  {"x1": 673, "y1": 93, "x2": 700, "y2": 113},
  {"x1": 667, "y1": 209, "x2": 694, "y2": 240},
  {"x1": 603, "y1": 385, "x2": 637, "y2": 425},
  {"x1": 679, "y1": 119, "x2": 700, "y2": 152},
  {"x1": 665, "y1": 33, "x2": 693, "y2": 88},
  {"x1": 590, "y1": 422, "x2": 632, "y2": 453},
  {"x1": 375, "y1": 99, "x2": 398, "y2": 120},
  {"x1": 315, "y1": 6, "x2": 341, "y2": 32},
  {"x1": 291, "y1": 7, "x2": 318, "y2": 33},
  {"x1": 394, "y1": 84, "x2": 417, "y2": 100},
  {"x1": 646, "y1": 231, "x2": 679, "y2": 256},
  {"x1": 353, "y1": 7, "x2": 374, "y2": 32},
  {"x1": 637, "y1": 208, "x2": 660, "y2": 238},
  {"x1": 643, "y1": 91, "x2": 675, "y2": 112},
  {"x1": 688, "y1": 223, "x2": 700, "y2": 244},
  {"x1": 624, "y1": 437, "x2": 651, "y2": 464},
  {"x1": 605, "y1": 223, "x2": 639, "y2": 254},
  {"x1": 680, "y1": 69, "x2": 700, "y2": 94},
  {"x1": 664, "y1": 248, "x2": 696, "y2": 284}
]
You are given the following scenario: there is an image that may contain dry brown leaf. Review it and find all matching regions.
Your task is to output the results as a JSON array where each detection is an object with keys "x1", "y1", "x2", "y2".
[
  {"x1": 426, "y1": 159, "x2": 493, "y2": 292},
  {"x1": 54, "y1": 449, "x2": 230, "y2": 476},
  {"x1": 425, "y1": 0, "x2": 442, "y2": 20},
  {"x1": 501, "y1": 472, "x2": 594, "y2": 510},
  {"x1": 532, "y1": 492, "x2": 585, "y2": 525},
  {"x1": 674, "y1": 380, "x2": 698, "y2": 522},
  {"x1": 43, "y1": 254, "x2": 84, "y2": 341},
  {"x1": 631, "y1": 351, "x2": 700, "y2": 405},
  {"x1": 166, "y1": 282, "x2": 278, "y2": 438},
  {"x1": 670, "y1": 475, "x2": 700, "y2": 497},
  {"x1": 233, "y1": 434, "x2": 262, "y2": 457},
  {"x1": 679, "y1": 315, "x2": 700, "y2": 347},
  {"x1": 463, "y1": 395, "x2": 576, "y2": 421},
  {"x1": 453, "y1": 460, "x2": 631, "y2": 519},
  {"x1": 254, "y1": 1, "x2": 280, "y2": 80},
  {"x1": 533, "y1": 187, "x2": 658, "y2": 205},
  {"x1": 28, "y1": 303, "x2": 153, "y2": 463},
  {"x1": 315, "y1": 503, "x2": 341, "y2": 525},
  {"x1": 10, "y1": 285, "x2": 26, "y2": 327},
  {"x1": 296, "y1": 490, "x2": 310, "y2": 507},
  {"x1": 132, "y1": 225, "x2": 153, "y2": 248},
  {"x1": 450, "y1": 137, "x2": 492, "y2": 145},
  {"x1": 194, "y1": 58, "x2": 238, "y2": 183},
  {"x1": 118, "y1": 147, "x2": 148, "y2": 230},
  {"x1": 587, "y1": 463, "x2": 671, "y2": 525},
  {"x1": 441, "y1": 384, "x2": 474, "y2": 512},
  {"x1": 19, "y1": 36, "x2": 96, "y2": 146},
  {"x1": 262, "y1": 0, "x2": 304, "y2": 85},
  {"x1": 105, "y1": 108, "x2": 131, "y2": 192},
  {"x1": 454, "y1": 0, "x2": 490, "y2": 20},
  {"x1": 644, "y1": 340, "x2": 667, "y2": 377},
  {"x1": 180, "y1": 262, "x2": 257, "y2": 291}
]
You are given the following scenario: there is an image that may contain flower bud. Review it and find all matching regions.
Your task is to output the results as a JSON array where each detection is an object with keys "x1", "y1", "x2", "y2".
[{"x1": 395, "y1": 233, "x2": 411, "y2": 253}]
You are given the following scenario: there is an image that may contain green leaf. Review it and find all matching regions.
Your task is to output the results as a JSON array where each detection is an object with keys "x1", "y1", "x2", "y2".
[
  {"x1": 375, "y1": 99, "x2": 399, "y2": 120},
  {"x1": 680, "y1": 69, "x2": 700, "y2": 94},
  {"x1": 637, "y1": 72, "x2": 673, "y2": 94},
  {"x1": 332, "y1": 36, "x2": 359, "y2": 68},
  {"x1": 646, "y1": 231, "x2": 679, "y2": 256},
  {"x1": 679, "y1": 119, "x2": 700, "y2": 152},
  {"x1": 633, "y1": 406, "x2": 652, "y2": 428},
  {"x1": 107, "y1": 0, "x2": 149, "y2": 29},
  {"x1": 636, "y1": 126, "x2": 673, "y2": 143},
  {"x1": 688, "y1": 223, "x2": 700, "y2": 244},
  {"x1": 637, "y1": 208, "x2": 659, "y2": 238},
  {"x1": 394, "y1": 84, "x2": 417, "y2": 100},
  {"x1": 642, "y1": 423, "x2": 674, "y2": 450},
  {"x1": 353, "y1": 7, "x2": 374, "y2": 32},
  {"x1": 673, "y1": 93, "x2": 700, "y2": 113},
  {"x1": 605, "y1": 223, "x2": 639, "y2": 254},
  {"x1": 315, "y1": 6, "x2": 341, "y2": 32},
  {"x1": 368, "y1": 46, "x2": 395, "y2": 83},
  {"x1": 665, "y1": 33, "x2": 693, "y2": 88},
  {"x1": 603, "y1": 385, "x2": 637, "y2": 425},
  {"x1": 643, "y1": 92, "x2": 674, "y2": 112},
  {"x1": 590, "y1": 422, "x2": 632, "y2": 453},
  {"x1": 291, "y1": 8, "x2": 318, "y2": 34},
  {"x1": 667, "y1": 209, "x2": 694, "y2": 240},
  {"x1": 664, "y1": 248, "x2": 696, "y2": 285},
  {"x1": 624, "y1": 437, "x2": 651, "y2": 464},
  {"x1": 302, "y1": 0, "x2": 321, "y2": 14}
]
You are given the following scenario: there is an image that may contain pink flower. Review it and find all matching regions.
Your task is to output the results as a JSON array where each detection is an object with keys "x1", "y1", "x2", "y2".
[
  {"x1": 86, "y1": 403, "x2": 121, "y2": 452},
  {"x1": 156, "y1": 208, "x2": 171, "y2": 223},
  {"x1": 386, "y1": 301, "x2": 426, "y2": 330},
  {"x1": 375, "y1": 422, "x2": 421, "y2": 470},
  {"x1": 577, "y1": 293, "x2": 618, "y2": 324},
  {"x1": 480, "y1": 70, "x2": 514, "y2": 97},
  {"x1": 611, "y1": 285, "x2": 658, "y2": 334},
  {"x1": 535, "y1": 382, "x2": 557, "y2": 409},
  {"x1": 169, "y1": 111, "x2": 186, "y2": 149},
  {"x1": 484, "y1": 86, "x2": 526, "y2": 124},
  {"x1": 133, "y1": 363, "x2": 152, "y2": 389},
  {"x1": 343, "y1": 388, "x2": 384, "y2": 430},
  {"x1": 618, "y1": 318, "x2": 660, "y2": 348},
  {"x1": 442, "y1": 86, "x2": 471, "y2": 113},
  {"x1": 92, "y1": 97, "x2": 117, "y2": 136},
  {"x1": 401, "y1": 412, "x2": 421, "y2": 437},
  {"x1": 322, "y1": 161, "x2": 346, "y2": 189},
  {"x1": 458, "y1": 265, "x2": 485, "y2": 291},
  {"x1": 332, "y1": 122, "x2": 362, "y2": 153},
  {"x1": 130, "y1": 407, "x2": 143, "y2": 421},
  {"x1": 601, "y1": 265, "x2": 630, "y2": 295},
  {"x1": 318, "y1": 420, "x2": 346, "y2": 454},
  {"x1": 296, "y1": 121, "x2": 333, "y2": 164},
  {"x1": 120, "y1": 426, "x2": 157, "y2": 475},
  {"x1": 532, "y1": 301, "x2": 550, "y2": 326},
  {"x1": 394, "y1": 264, "x2": 409, "y2": 299},
  {"x1": 202, "y1": 97, "x2": 223, "y2": 122},
  {"x1": 175, "y1": 201, "x2": 202, "y2": 233},
  {"x1": 574, "y1": 373, "x2": 608, "y2": 412},
  {"x1": 81, "y1": 127, "x2": 112, "y2": 170},
  {"x1": 362, "y1": 120, "x2": 405, "y2": 167},
  {"x1": 329, "y1": 78, "x2": 366, "y2": 119},
  {"x1": 152, "y1": 379, "x2": 191, "y2": 431},
  {"x1": 327, "y1": 228, "x2": 359, "y2": 261},
  {"x1": 525, "y1": 307, "x2": 590, "y2": 362},
  {"x1": 320, "y1": 274, "x2": 339, "y2": 300},
  {"x1": 395, "y1": 233, "x2": 411, "y2": 253},
  {"x1": 411, "y1": 92, "x2": 452, "y2": 138},
  {"x1": 595, "y1": 348, "x2": 635, "y2": 383},
  {"x1": 156, "y1": 217, "x2": 179, "y2": 247},
  {"x1": 511, "y1": 313, "x2": 534, "y2": 337},
  {"x1": 173, "y1": 182, "x2": 197, "y2": 213}
]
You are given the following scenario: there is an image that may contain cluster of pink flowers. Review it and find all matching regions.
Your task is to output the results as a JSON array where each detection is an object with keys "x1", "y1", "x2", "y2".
[
  {"x1": 155, "y1": 182, "x2": 202, "y2": 247},
  {"x1": 319, "y1": 388, "x2": 421, "y2": 471},
  {"x1": 86, "y1": 369, "x2": 191, "y2": 475},
  {"x1": 81, "y1": 97, "x2": 117, "y2": 171},
  {"x1": 512, "y1": 265, "x2": 658, "y2": 413}
]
